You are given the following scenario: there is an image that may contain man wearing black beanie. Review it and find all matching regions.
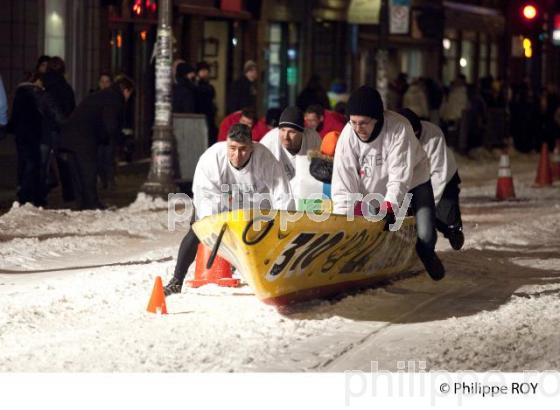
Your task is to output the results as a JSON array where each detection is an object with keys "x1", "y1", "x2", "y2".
[
  {"x1": 260, "y1": 106, "x2": 321, "y2": 183},
  {"x1": 332, "y1": 85, "x2": 445, "y2": 281},
  {"x1": 172, "y1": 62, "x2": 197, "y2": 113},
  {"x1": 399, "y1": 108, "x2": 464, "y2": 251}
]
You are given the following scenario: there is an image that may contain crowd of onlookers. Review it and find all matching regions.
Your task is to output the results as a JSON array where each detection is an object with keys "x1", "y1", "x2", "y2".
[
  {"x1": 387, "y1": 72, "x2": 560, "y2": 155},
  {"x1": 1, "y1": 54, "x2": 559, "y2": 211},
  {"x1": 0, "y1": 55, "x2": 134, "y2": 210}
]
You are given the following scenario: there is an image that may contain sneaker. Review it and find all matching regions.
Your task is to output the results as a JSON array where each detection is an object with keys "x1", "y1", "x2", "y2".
[
  {"x1": 164, "y1": 277, "x2": 183, "y2": 296},
  {"x1": 447, "y1": 227, "x2": 464, "y2": 251},
  {"x1": 416, "y1": 246, "x2": 445, "y2": 281}
]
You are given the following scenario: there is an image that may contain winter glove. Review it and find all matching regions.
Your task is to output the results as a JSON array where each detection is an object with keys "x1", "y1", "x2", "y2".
[
  {"x1": 308, "y1": 150, "x2": 333, "y2": 184},
  {"x1": 380, "y1": 201, "x2": 396, "y2": 231}
]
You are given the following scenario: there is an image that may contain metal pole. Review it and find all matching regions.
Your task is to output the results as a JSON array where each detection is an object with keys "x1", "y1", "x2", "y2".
[
  {"x1": 376, "y1": 0, "x2": 389, "y2": 106},
  {"x1": 141, "y1": 0, "x2": 177, "y2": 196}
]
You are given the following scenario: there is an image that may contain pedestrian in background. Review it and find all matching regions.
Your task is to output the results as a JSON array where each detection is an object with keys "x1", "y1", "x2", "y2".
[
  {"x1": 59, "y1": 75, "x2": 134, "y2": 210},
  {"x1": 0, "y1": 74, "x2": 7, "y2": 139},
  {"x1": 227, "y1": 60, "x2": 258, "y2": 114},
  {"x1": 297, "y1": 74, "x2": 331, "y2": 112},
  {"x1": 195, "y1": 61, "x2": 217, "y2": 144},
  {"x1": 172, "y1": 62, "x2": 197, "y2": 114}
]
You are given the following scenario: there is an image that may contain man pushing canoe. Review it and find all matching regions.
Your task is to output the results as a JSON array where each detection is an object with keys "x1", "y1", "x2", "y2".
[
  {"x1": 164, "y1": 123, "x2": 293, "y2": 296},
  {"x1": 332, "y1": 86, "x2": 446, "y2": 281}
]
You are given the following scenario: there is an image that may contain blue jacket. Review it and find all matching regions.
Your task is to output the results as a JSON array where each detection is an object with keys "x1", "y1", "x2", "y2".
[{"x1": 0, "y1": 75, "x2": 7, "y2": 126}]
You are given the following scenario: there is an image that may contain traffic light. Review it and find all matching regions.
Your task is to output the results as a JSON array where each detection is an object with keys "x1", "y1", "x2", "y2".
[
  {"x1": 518, "y1": 2, "x2": 541, "y2": 31},
  {"x1": 510, "y1": 1, "x2": 544, "y2": 37},
  {"x1": 521, "y1": 4, "x2": 538, "y2": 21},
  {"x1": 522, "y1": 37, "x2": 533, "y2": 58}
]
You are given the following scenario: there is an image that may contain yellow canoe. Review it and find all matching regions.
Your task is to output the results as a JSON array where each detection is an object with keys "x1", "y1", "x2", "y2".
[{"x1": 192, "y1": 210, "x2": 418, "y2": 306}]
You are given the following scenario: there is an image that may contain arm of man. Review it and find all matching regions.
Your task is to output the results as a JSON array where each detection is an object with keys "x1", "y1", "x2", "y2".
[
  {"x1": 39, "y1": 92, "x2": 66, "y2": 129},
  {"x1": 424, "y1": 129, "x2": 449, "y2": 205},
  {"x1": 192, "y1": 154, "x2": 226, "y2": 220},
  {"x1": 266, "y1": 154, "x2": 294, "y2": 211},
  {"x1": 385, "y1": 122, "x2": 415, "y2": 207},
  {"x1": 331, "y1": 128, "x2": 361, "y2": 215},
  {"x1": 101, "y1": 100, "x2": 123, "y2": 145}
]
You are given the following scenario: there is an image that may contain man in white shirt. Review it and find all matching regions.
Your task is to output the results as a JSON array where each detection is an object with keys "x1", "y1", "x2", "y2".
[
  {"x1": 399, "y1": 108, "x2": 464, "y2": 250},
  {"x1": 260, "y1": 106, "x2": 321, "y2": 184},
  {"x1": 332, "y1": 86, "x2": 445, "y2": 281},
  {"x1": 164, "y1": 123, "x2": 292, "y2": 295}
]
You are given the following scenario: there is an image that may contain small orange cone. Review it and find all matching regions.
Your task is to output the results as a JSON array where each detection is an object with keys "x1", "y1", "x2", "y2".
[
  {"x1": 186, "y1": 244, "x2": 240, "y2": 288},
  {"x1": 496, "y1": 154, "x2": 515, "y2": 200},
  {"x1": 146, "y1": 276, "x2": 168, "y2": 314},
  {"x1": 551, "y1": 141, "x2": 560, "y2": 181},
  {"x1": 534, "y1": 143, "x2": 553, "y2": 187}
]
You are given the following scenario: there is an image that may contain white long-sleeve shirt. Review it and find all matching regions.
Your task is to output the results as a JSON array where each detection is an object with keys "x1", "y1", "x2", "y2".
[
  {"x1": 332, "y1": 110, "x2": 430, "y2": 215},
  {"x1": 259, "y1": 127, "x2": 321, "y2": 181},
  {"x1": 192, "y1": 142, "x2": 293, "y2": 219},
  {"x1": 418, "y1": 120, "x2": 458, "y2": 205}
]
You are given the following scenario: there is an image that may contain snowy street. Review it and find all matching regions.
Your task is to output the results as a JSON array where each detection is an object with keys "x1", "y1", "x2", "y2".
[{"x1": 1, "y1": 153, "x2": 559, "y2": 372}]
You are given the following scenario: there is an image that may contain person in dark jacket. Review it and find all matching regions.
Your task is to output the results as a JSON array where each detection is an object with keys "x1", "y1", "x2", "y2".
[
  {"x1": 226, "y1": 60, "x2": 257, "y2": 114},
  {"x1": 43, "y1": 57, "x2": 76, "y2": 201},
  {"x1": 172, "y1": 63, "x2": 197, "y2": 113},
  {"x1": 92, "y1": 72, "x2": 117, "y2": 189},
  {"x1": 9, "y1": 77, "x2": 44, "y2": 205},
  {"x1": 44, "y1": 57, "x2": 76, "y2": 118},
  {"x1": 195, "y1": 61, "x2": 218, "y2": 144},
  {"x1": 59, "y1": 75, "x2": 134, "y2": 210},
  {"x1": 296, "y1": 74, "x2": 331, "y2": 112},
  {"x1": 9, "y1": 73, "x2": 63, "y2": 206}
]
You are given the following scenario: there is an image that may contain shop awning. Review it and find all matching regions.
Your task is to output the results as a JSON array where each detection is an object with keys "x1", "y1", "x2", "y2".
[
  {"x1": 347, "y1": 0, "x2": 381, "y2": 24},
  {"x1": 175, "y1": 0, "x2": 251, "y2": 20},
  {"x1": 443, "y1": 1, "x2": 504, "y2": 35}
]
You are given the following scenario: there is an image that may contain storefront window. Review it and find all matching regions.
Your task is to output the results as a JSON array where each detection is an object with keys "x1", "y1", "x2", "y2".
[
  {"x1": 265, "y1": 22, "x2": 300, "y2": 110},
  {"x1": 443, "y1": 29, "x2": 457, "y2": 86},
  {"x1": 461, "y1": 31, "x2": 476, "y2": 83},
  {"x1": 479, "y1": 34, "x2": 488, "y2": 78},
  {"x1": 490, "y1": 42, "x2": 498, "y2": 78},
  {"x1": 400, "y1": 49, "x2": 423, "y2": 80}
]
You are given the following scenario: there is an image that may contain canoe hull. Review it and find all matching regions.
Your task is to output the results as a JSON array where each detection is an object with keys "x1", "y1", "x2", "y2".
[{"x1": 192, "y1": 210, "x2": 418, "y2": 306}]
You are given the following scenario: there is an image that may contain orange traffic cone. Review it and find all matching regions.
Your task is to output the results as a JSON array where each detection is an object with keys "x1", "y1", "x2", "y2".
[
  {"x1": 146, "y1": 276, "x2": 167, "y2": 314},
  {"x1": 496, "y1": 154, "x2": 515, "y2": 200},
  {"x1": 551, "y1": 141, "x2": 560, "y2": 181},
  {"x1": 186, "y1": 244, "x2": 240, "y2": 288},
  {"x1": 534, "y1": 143, "x2": 553, "y2": 187}
]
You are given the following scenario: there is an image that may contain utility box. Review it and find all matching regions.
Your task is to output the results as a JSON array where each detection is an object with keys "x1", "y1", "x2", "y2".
[{"x1": 173, "y1": 113, "x2": 209, "y2": 183}]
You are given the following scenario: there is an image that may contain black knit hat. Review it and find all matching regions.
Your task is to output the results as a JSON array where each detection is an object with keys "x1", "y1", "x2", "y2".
[
  {"x1": 398, "y1": 108, "x2": 422, "y2": 137},
  {"x1": 346, "y1": 85, "x2": 384, "y2": 119},
  {"x1": 176, "y1": 62, "x2": 195, "y2": 78},
  {"x1": 278, "y1": 106, "x2": 304, "y2": 132}
]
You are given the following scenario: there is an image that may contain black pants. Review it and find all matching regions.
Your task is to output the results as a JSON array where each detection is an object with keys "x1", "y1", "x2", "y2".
[
  {"x1": 409, "y1": 180, "x2": 438, "y2": 257},
  {"x1": 435, "y1": 172, "x2": 463, "y2": 236},
  {"x1": 97, "y1": 143, "x2": 115, "y2": 188},
  {"x1": 64, "y1": 151, "x2": 100, "y2": 210},
  {"x1": 53, "y1": 148, "x2": 76, "y2": 202},
  {"x1": 172, "y1": 228, "x2": 200, "y2": 282},
  {"x1": 15, "y1": 140, "x2": 43, "y2": 206}
]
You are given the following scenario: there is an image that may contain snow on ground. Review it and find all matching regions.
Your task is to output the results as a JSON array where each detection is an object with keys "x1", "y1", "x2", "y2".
[{"x1": 1, "y1": 154, "x2": 559, "y2": 372}]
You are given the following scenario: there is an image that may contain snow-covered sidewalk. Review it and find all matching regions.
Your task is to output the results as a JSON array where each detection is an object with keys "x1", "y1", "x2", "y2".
[{"x1": 1, "y1": 155, "x2": 559, "y2": 372}]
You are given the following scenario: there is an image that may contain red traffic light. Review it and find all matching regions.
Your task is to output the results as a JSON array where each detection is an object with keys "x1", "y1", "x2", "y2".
[{"x1": 522, "y1": 4, "x2": 538, "y2": 20}]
